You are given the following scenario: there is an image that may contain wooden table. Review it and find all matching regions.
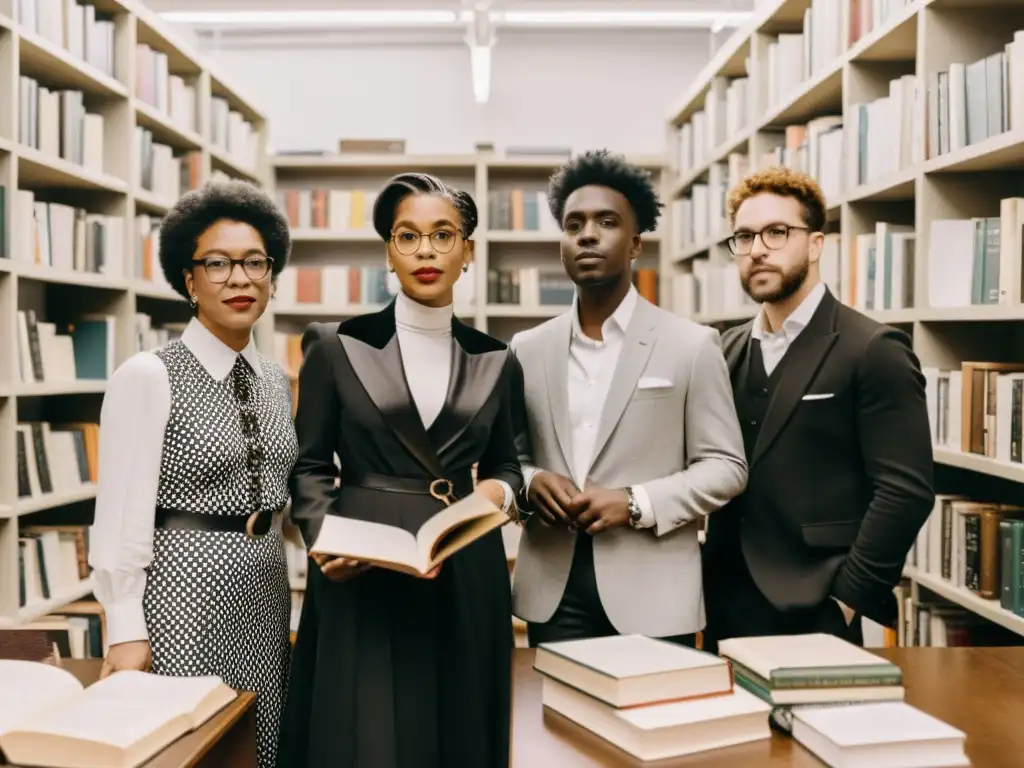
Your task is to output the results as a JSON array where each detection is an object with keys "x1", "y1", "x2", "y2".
[
  {"x1": 48, "y1": 660, "x2": 258, "y2": 768},
  {"x1": 512, "y1": 646, "x2": 1024, "y2": 767}
]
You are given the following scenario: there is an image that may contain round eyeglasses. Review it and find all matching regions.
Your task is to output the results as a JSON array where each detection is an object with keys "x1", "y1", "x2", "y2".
[
  {"x1": 390, "y1": 228, "x2": 462, "y2": 256},
  {"x1": 192, "y1": 255, "x2": 274, "y2": 283},
  {"x1": 727, "y1": 225, "x2": 809, "y2": 256}
]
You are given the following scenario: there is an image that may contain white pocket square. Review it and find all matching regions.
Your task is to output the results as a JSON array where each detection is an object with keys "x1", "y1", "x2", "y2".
[
  {"x1": 637, "y1": 376, "x2": 673, "y2": 389},
  {"x1": 802, "y1": 393, "x2": 834, "y2": 401}
]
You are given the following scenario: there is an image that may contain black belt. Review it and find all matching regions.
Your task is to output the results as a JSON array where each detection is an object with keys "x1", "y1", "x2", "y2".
[
  {"x1": 342, "y1": 469, "x2": 475, "y2": 505},
  {"x1": 154, "y1": 506, "x2": 282, "y2": 538}
]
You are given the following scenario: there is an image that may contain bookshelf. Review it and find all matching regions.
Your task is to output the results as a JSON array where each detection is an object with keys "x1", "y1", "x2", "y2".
[
  {"x1": 662, "y1": 0, "x2": 1024, "y2": 644},
  {"x1": 0, "y1": 0, "x2": 270, "y2": 629}
]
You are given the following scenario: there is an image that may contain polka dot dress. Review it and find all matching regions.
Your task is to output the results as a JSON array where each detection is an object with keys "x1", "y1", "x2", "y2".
[{"x1": 143, "y1": 341, "x2": 298, "y2": 768}]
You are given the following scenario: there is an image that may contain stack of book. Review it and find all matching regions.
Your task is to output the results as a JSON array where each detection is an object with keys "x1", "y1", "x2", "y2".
[
  {"x1": 533, "y1": 634, "x2": 772, "y2": 761},
  {"x1": 718, "y1": 633, "x2": 970, "y2": 767}
]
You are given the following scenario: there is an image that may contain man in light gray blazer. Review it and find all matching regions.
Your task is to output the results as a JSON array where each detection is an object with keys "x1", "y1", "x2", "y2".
[{"x1": 510, "y1": 150, "x2": 748, "y2": 647}]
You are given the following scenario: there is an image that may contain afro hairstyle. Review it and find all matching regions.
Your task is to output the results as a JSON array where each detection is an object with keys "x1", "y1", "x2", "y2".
[
  {"x1": 547, "y1": 149, "x2": 663, "y2": 233},
  {"x1": 159, "y1": 179, "x2": 291, "y2": 300},
  {"x1": 372, "y1": 172, "x2": 479, "y2": 241}
]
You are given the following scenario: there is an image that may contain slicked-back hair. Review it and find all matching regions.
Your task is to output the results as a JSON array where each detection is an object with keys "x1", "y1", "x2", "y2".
[
  {"x1": 159, "y1": 179, "x2": 291, "y2": 300},
  {"x1": 547, "y1": 149, "x2": 663, "y2": 233},
  {"x1": 372, "y1": 172, "x2": 479, "y2": 241}
]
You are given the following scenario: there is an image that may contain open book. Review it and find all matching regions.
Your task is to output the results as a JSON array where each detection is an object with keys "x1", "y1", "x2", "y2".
[
  {"x1": 310, "y1": 490, "x2": 508, "y2": 576},
  {"x1": 0, "y1": 659, "x2": 236, "y2": 768}
]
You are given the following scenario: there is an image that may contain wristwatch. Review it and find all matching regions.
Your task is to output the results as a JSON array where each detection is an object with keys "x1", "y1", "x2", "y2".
[{"x1": 624, "y1": 487, "x2": 643, "y2": 529}]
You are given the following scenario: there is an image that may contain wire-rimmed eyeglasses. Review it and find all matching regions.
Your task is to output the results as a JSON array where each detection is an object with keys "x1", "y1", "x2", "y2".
[
  {"x1": 390, "y1": 228, "x2": 463, "y2": 256},
  {"x1": 726, "y1": 225, "x2": 810, "y2": 256},
  {"x1": 192, "y1": 255, "x2": 274, "y2": 283}
]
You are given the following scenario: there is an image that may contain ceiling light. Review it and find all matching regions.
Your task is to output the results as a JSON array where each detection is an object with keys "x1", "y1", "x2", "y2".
[
  {"x1": 496, "y1": 10, "x2": 750, "y2": 28},
  {"x1": 159, "y1": 10, "x2": 462, "y2": 26},
  {"x1": 470, "y1": 45, "x2": 491, "y2": 104}
]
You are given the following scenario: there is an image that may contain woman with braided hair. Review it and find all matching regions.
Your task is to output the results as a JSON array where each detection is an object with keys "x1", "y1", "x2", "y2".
[{"x1": 277, "y1": 172, "x2": 524, "y2": 768}]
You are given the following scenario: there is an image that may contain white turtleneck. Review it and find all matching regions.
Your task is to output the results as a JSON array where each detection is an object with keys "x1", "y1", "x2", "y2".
[
  {"x1": 394, "y1": 290, "x2": 515, "y2": 515},
  {"x1": 395, "y1": 289, "x2": 453, "y2": 429}
]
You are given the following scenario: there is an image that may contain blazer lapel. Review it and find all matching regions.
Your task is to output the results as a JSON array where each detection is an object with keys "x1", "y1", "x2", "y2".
[
  {"x1": 339, "y1": 327, "x2": 446, "y2": 479},
  {"x1": 725, "y1": 320, "x2": 753, "y2": 376},
  {"x1": 588, "y1": 301, "x2": 656, "y2": 474},
  {"x1": 431, "y1": 321, "x2": 509, "y2": 456},
  {"x1": 544, "y1": 313, "x2": 575, "y2": 475},
  {"x1": 751, "y1": 292, "x2": 839, "y2": 467}
]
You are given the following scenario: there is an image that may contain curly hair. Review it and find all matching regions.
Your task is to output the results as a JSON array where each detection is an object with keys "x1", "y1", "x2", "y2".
[
  {"x1": 726, "y1": 166, "x2": 827, "y2": 233},
  {"x1": 372, "y1": 172, "x2": 479, "y2": 241},
  {"x1": 547, "y1": 149, "x2": 663, "y2": 233},
  {"x1": 159, "y1": 179, "x2": 291, "y2": 300}
]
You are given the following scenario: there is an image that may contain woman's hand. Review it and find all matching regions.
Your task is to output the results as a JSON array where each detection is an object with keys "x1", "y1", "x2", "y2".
[
  {"x1": 100, "y1": 640, "x2": 152, "y2": 679},
  {"x1": 312, "y1": 553, "x2": 372, "y2": 582},
  {"x1": 476, "y1": 479, "x2": 507, "y2": 511}
]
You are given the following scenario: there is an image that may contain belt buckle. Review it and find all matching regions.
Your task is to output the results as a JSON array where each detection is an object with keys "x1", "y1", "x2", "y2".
[
  {"x1": 245, "y1": 509, "x2": 272, "y2": 539},
  {"x1": 429, "y1": 478, "x2": 456, "y2": 507}
]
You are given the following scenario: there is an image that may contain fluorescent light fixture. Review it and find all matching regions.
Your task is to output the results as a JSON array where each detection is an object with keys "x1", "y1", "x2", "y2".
[
  {"x1": 496, "y1": 10, "x2": 750, "y2": 28},
  {"x1": 470, "y1": 44, "x2": 491, "y2": 104},
  {"x1": 159, "y1": 10, "x2": 461, "y2": 26}
]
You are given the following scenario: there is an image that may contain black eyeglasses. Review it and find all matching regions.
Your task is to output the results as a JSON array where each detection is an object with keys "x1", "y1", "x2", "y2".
[
  {"x1": 390, "y1": 228, "x2": 462, "y2": 256},
  {"x1": 192, "y1": 255, "x2": 274, "y2": 283},
  {"x1": 727, "y1": 225, "x2": 810, "y2": 255}
]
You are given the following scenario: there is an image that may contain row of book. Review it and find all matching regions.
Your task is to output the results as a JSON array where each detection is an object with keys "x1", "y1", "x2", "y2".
[
  {"x1": 672, "y1": 152, "x2": 747, "y2": 248},
  {"x1": 17, "y1": 524, "x2": 92, "y2": 614},
  {"x1": 2, "y1": 599, "x2": 105, "y2": 662},
  {"x1": 275, "y1": 264, "x2": 404, "y2": 309},
  {"x1": 16, "y1": 420, "x2": 98, "y2": 502},
  {"x1": 673, "y1": 75, "x2": 749, "y2": 175},
  {"x1": 18, "y1": 78, "x2": 105, "y2": 173},
  {"x1": 136, "y1": 43, "x2": 197, "y2": 136},
  {"x1": 15, "y1": 0, "x2": 116, "y2": 78},
  {"x1": 924, "y1": 362, "x2": 1024, "y2": 461},
  {"x1": 487, "y1": 189, "x2": 561, "y2": 233},
  {"x1": 907, "y1": 494, "x2": 1024, "y2": 620},
  {"x1": 928, "y1": 33, "x2": 1024, "y2": 160},
  {"x1": 209, "y1": 96, "x2": 259, "y2": 172},
  {"x1": 16, "y1": 310, "x2": 116, "y2": 385},
  {"x1": 136, "y1": 130, "x2": 202, "y2": 202},
  {"x1": 533, "y1": 631, "x2": 966, "y2": 765},
  {"x1": 850, "y1": 74, "x2": 921, "y2": 189},
  {"x1": 278, "y1": 188, "x2": 377, "y2": 232},
  {"x1": 5, "y1": 190, "x2": 124, "y2": 277}
]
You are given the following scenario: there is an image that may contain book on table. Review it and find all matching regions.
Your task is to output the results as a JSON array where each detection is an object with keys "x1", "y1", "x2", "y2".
[
  {"x1": 790, "y1": 701, "x2": 969, "y2": 767},
  {"x1": 717, "y1": 633, "x2": 906, "y2": 706},
  {"x1": 310, "y1": 490, "x2": 508, "y2": 576},
  {"x1": 0, "y1": 659, "x2": 236, "y2": 768},
  {"x1": 534, "y1": 635, "x2": 772, "y2": 761}
]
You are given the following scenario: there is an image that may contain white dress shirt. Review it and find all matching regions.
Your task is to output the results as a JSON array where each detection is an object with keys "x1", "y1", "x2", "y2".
[
  {"x1": 394, "y1": 290, "x2": 515, "y2": 514},
  {"x1": 525, "y1": 285, "x2": 656, "y2": 528},
  {"x1": 88, "y1": 318, "x2": 263, "y2": 647},
  {"x1": 751, "y1": 281, "x2": 826, "y2": 375}
]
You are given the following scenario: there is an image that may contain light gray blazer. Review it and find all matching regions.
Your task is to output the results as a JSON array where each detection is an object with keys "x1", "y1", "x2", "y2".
[{"x1": 509, "y1": 296, "x2": 748, "y2": 638}]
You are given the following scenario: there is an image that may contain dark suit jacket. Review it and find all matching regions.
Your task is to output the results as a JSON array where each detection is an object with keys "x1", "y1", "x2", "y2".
[
  {"x1": 288, "y1": 301, "x2": 524, "y2": 549},
  {"x1": 703, "y1": 287, "x2": 934, "y2": 627}
]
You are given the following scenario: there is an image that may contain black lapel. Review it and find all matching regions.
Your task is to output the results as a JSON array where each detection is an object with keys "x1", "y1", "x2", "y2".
[
  {"x1": 751, "y1": 289, "x2": 839, "y2": 467},
  {"x1": 724, "y1": 320, "x2": 753, "y2": 376},
  {"x1": 431, "y1": 320, "x2": 509, "y2": 456},
  {"x1": 337, "y1": 302, "x2": 446, "y2": 477}
]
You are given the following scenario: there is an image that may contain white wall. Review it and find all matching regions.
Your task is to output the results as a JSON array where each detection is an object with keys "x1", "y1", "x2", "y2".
[{"x1": 195, "y1": 29, "x2": 712, "y2": 156}]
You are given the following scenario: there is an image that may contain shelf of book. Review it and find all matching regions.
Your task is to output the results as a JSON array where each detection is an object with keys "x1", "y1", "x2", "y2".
[
  {"x1": 0, "y1": 0, "x2": 272, "y2": 628},
  {"x1": 663, "y1": 0, "x2": 1024, "y2": 645}
]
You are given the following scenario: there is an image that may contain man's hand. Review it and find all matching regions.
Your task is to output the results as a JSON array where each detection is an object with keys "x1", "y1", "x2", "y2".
[
  {"x1": 527, "y1": 471, "x2": 579, "y2": 527},
  {"x1": 100, "y1": 640, "x2": 152, "y2": 680},
  {"x1": 568, "y1": 487, "x2": 631, "y2": 535}
]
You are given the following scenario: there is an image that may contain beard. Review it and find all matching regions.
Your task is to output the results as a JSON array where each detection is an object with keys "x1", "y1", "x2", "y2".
[{"x1": 741, "y1": 259, "x2": 809, "y2": 303}]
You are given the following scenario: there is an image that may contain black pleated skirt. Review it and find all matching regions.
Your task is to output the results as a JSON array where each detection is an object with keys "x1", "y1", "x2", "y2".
[{"x1": 276, "y1": 485, "x2": 514, "y2": 768}]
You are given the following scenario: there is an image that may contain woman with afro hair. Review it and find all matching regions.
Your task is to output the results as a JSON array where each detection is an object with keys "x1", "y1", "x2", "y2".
[{"x1": 88, "y1": 180, "x2": 298, "y2": 768}]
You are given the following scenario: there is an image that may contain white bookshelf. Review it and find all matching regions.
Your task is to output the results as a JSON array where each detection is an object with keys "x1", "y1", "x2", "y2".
[
  {"x1": 0, "y1": 0, "x2": 270, "y2": 626},
  {"x1": 662, "y1": 0, "x2": 1024, "y2": 642}
]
